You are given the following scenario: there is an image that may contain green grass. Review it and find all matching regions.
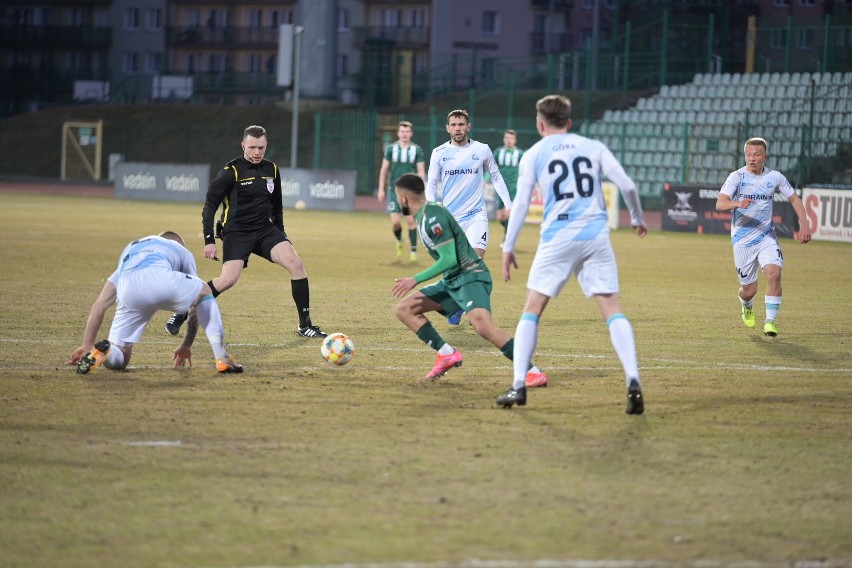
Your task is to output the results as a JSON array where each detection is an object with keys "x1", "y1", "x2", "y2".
[{"x1": 1, "y1": 193, "x2": 851, "y2": 568}]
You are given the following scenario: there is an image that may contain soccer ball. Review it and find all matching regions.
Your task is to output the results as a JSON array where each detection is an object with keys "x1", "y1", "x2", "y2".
[{"x1": 320, "y1": 332, "x2": 355, "y2": 366}]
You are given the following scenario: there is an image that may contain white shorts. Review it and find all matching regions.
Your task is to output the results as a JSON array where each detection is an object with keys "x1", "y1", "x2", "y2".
[
  {"x1": 458, "y1": 209, "x2": 489, "y2": 251},
  {"x1": 527, "y1": 237, "x2": 619, "y2": 299},
  {"x1": 733, "y1": 239, "x2": 783, "y2": 286},
  {"x1": 110, "y1": 267, "x2": 204, "y2": 347}
]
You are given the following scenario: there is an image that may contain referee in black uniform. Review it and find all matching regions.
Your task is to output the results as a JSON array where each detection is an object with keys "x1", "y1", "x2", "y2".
[{"x1": 165, "y1": 124, "x2": 326, "y2": 339}]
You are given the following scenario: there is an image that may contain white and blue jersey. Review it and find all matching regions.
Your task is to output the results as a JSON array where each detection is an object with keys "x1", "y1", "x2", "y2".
[
  {"x1": 426, "y1": 139, "x2": 512, "y2": 222},
  {"x1": 720, "y1": 166, "x2": 795, "y2": 248},
  {"x1": 105, "y1": 235, "x2": 204, "y2": 346},
  {"x1": 108, "y1": 235, "x2": 198, "y2": 283},
  {"x1": 503, "y1": 132, "x2": 643, "y2": 253}
]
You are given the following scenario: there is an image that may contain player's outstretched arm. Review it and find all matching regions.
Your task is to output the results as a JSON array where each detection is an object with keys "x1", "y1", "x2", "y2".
[{"x1": 67, "y1": 281, "x2": 117, "y2": 365}]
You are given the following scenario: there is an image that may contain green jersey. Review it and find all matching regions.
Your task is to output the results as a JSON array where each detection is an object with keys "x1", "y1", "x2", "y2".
[
  {"x1": 415, "y1": 202, "x2": 489, "y2": 284},
  {"x1": 494, "y1": 146, "x2": 524, "y2": 191},
  {"x1": 383, "y1": 142, "x2": 425, "y2": 186}
]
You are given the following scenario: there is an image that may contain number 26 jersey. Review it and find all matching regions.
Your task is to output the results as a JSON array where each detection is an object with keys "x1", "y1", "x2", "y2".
[{"x1": 517, "y1": 133, "x2": 635, "y2": 244}]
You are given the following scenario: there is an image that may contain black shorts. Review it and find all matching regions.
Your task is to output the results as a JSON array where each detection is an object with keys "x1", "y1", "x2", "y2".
[{"x1": 222, "y1": 225, "x2": 289, "y2": 267}]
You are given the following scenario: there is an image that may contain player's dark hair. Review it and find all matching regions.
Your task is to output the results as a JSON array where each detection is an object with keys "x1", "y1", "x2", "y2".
[
  {"x1": 244, "y1": 125, "x2": 267, "y2": 139},
  {"x1": 395, "y1": 173, "x2": 425, "y2": 196},
  {"x1": 536, "y1": 95, "x2": 572, "y2": 128},
  {"x1": 446, "y1": 109, "x2": 470, "y2": 124}
]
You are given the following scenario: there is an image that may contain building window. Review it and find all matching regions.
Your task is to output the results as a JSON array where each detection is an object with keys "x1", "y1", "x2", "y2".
[
  {"x1": 69, "y1": 8, "x2": 86, "y2": 26},
  {"x1": 483, "y1": 11, "x2": 500, "y2": 35},
  {"x1": 247, "y1": 9, "x2": 262, "y2": 28},
  {"x1": 68, "y1": 51, "x2": 87, "y2": 71},
  {"x1": 93, "y1": 8, "x2": 109, "y2": 26},
  {"x1": 773, "y1": 0, "x2": 790, "y2": 6},
  {"x1": 145, "y1": 8, "x2": 162, "y2": 30},
  {"x1": 271, "y1": 10, "x2": 293, "y2": 28},
  {"x1": 413, "y1": 52, "x2": 426, "y2": 74},
  {"x1": 338, "y1": 8, "x2": 349, "y2": 31},
  {"x1": 123, "y1": 52, "x2": 139, "y2": 73},
  {"x1": 186, "y1": 9, "x2": 200, "y2": 27},
  {"x1": 186, "y1": 54, "x2": 197, "y2": 73},
  {"x1": 208, "y1": 54, "x2": 225, "y2": 73},
  {"x1": 411, "y1": 9, "x2": 426, "y2": 29},
  {"x1": 376, "y1": 9, "x2": 400, "y2": 27},
  {"x1": 770, "y1": 29, "x2": 786, "y2": 49},
  {"x1": 207, "y1": 10, "x2": 227, "y2": 30},
  {"x1": 144, "y1": 52, "x2": 162, "y2": 73},
  {"x1": 247, "y1": 53, "x2": 262, "y2": 72},
  {"x1": 14, "y1": 7, "x2": 46, "y2": 26},
  {"x1": 337, "y1": 53, "x2": 348, "y2": 76},
  {"x1": 796, "y1": 28, "x2": 813, "y2": 50},
  {"x1": 124, "y1": 8, "x2": 140, "y2": 30},
  {"x1": 799, "y1": 0, "x2": 814, "y2": 5}
]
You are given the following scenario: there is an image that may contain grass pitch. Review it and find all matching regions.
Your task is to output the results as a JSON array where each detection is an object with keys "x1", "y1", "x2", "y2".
[{"x1": 1, "y1": 192, "x2": 851, "y2": 568}]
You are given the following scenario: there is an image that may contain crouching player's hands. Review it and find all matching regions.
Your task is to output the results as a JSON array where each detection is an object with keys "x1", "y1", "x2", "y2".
[
  {"x1": 66, "y1": 346, "x2": 87, "y2": 365},
  {"x1": 173, "y1": 345, "x2": 192, "y2": 368}
]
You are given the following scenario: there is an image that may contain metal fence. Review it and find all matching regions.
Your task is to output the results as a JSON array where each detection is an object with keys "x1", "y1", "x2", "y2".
[{"x1": 315, "y1": 72, "x2": 852, "y2": 207}]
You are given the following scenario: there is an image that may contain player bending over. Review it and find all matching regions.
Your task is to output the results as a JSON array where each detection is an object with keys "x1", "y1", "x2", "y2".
[{"x1": 67, "y1": 231, "x2": 242, "y2": 374}]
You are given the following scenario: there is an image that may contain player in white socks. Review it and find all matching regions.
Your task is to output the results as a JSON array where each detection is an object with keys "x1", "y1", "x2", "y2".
[
  {"x1": 67, "y1": 231, "x2": 243, "y2": 374},
  {"x1": 426, "y1": 109, "x2": 513, "y2": 258},
  {"x1": 426, "y1": 109, "x2": 513, "y2": 325},
  {"x1": 496, "y1": 95, "x2": 647, "y2": 414},
  {"x1": 716, "y1": 137, "x2": 811, "y2": 337}
]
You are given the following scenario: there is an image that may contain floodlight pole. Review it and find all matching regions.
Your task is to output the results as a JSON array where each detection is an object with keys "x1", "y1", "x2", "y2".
[{"x1": 290, "y1": 26, "x2": 304, "y2": 170}]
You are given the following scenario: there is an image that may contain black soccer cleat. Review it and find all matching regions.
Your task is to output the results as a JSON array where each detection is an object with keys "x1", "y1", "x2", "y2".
[
  {"x1": 297, "y1": 324, "x2": 328, "y2": 338},
  {"x1": 165, "y1": 312, "x2": 188, "y2": 336},
  {"x1": 496, "y1": 386, "x2": 527, "y2": 408},
  {"x1": 626, "y1": 378, "x2": 644, "y2": 415}
]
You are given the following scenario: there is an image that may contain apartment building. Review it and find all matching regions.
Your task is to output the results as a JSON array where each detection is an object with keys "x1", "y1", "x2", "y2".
[{"x1": 1, "y1": 0, "x2": 848, "y2": 115}]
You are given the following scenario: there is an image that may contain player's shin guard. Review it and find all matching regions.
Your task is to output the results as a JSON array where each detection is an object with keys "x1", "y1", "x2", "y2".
[
  {"x1": 607, "y1": 313, "x2": 640, "y2": 386},
  {"x1": 196, "y1": 295, "x2": 227, "y2": 360},
  {"x1": 292, "y1": 277, "x2": 311, "y2": 327},
  {"x1": 415, "y1": 322, "x2": 447, "y2": 351},
  {"x1": 513, "y1": 314, "x2": 539, "y2": 390},
  {"x1": 765, "y1": 295, "x2": 781, "y2": 323}
]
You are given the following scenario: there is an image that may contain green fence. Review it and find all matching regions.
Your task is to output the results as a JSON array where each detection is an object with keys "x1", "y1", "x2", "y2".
[{"x1": 315, "y1": 74, "x2": 852, "y2": 207}]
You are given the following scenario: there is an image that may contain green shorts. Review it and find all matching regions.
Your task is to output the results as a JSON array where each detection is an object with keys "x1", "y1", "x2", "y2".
[
  {"x1": 420, "y1": 273, "x2": 493, "y2": 316},
  {"x1": 495, "y1": 187, "x2": 517, "y2": 210},
  {"x1": 386, "y1": 189, "x2": 402, "y2": 214}
]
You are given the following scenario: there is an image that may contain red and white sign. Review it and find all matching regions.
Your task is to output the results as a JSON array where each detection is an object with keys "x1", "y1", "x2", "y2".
[{"x1": 802, "y1": 187, "x2": 852, "y2": 243}]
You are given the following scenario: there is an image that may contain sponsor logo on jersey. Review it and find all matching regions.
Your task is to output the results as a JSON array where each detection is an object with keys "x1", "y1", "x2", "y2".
[
  {"x1": 431, "y1": 223, "x2": 443, "y2": 236},
  {"x1": 446, "y1": 169, "x2": 477, "y2": 175}
]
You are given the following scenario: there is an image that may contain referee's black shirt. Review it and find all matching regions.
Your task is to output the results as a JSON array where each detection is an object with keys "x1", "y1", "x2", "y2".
[{"x1": 202, "y1": 156, "x2": 283, "y2": 245}]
